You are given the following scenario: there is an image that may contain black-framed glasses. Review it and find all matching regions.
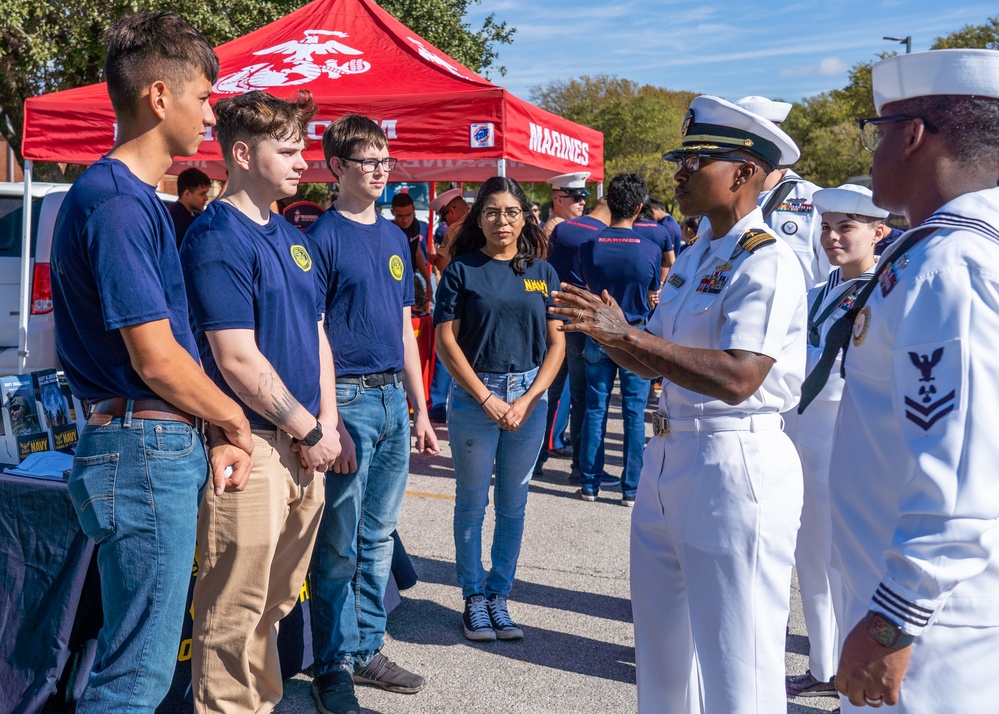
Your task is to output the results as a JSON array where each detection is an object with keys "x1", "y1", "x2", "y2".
[
  {"x1": 672, "y1": 154, "x2": 748, "y2": 173},
  {"x1": 339, "y1": 156, "x2": 399, "y2": 172},
  {"x1": 482, "y1": 207, "x2": 524, "y2": 223},
  {"x1": 858, "y1": 115, "x2": 939, "y2": 152},
  {"x1": 555, "y1": 192, "x2": 586, "y2": 203}
]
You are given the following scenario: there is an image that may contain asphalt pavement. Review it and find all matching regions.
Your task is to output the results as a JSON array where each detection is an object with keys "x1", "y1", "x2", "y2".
[{"x1": 275, "y1": 391, "x2": 841, "y2": 713}]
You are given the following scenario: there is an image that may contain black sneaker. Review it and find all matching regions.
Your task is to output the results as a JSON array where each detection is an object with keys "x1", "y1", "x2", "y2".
[
  {"x1": 786, "y1": 670, "x2": 837, "y2": 698},
  {"x1": 622, "y1": 495, "x2": 635, "y2": 507},
  {"x1": 311, "y1": 666, "x2": 360, "y2": 714},
  {"x1": 578, "y1": 488, "x2": 597, "y2": 502},
  {"x1": 487, "y1": 594, "x2": 524, "y2": 640},
  {"x1": 353, "y1": 651, "x2": 425, "y2": 694},
  {"x1": 549, "y1": 446, "x2": 572, "y2": 459},
  {"x1": 462, "y1": 593, "x2": 496, "y2": 642}
]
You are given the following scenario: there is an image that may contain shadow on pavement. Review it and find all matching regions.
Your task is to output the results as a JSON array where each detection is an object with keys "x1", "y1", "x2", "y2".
[
  {"x1": 406, "y1": 555, "x2": 633, "y2": 624},
  {"x1": 385, "y1": 596, "x2": 635, "y2": 685}
]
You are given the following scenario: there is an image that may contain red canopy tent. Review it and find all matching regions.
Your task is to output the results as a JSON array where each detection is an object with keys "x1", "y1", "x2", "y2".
[{"x1": 21, "y1": 0, "x2": 603, "y2": 184}]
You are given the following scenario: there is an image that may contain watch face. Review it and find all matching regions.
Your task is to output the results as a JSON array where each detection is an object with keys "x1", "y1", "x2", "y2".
[{"x1": 867, "y1": 614, "x2": 899, "y2": 647}]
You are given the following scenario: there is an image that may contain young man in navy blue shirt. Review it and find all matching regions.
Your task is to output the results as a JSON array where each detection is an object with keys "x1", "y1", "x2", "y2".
[
  {"x1": 180, "y1": 91, "x2": 342, "y2": 713},
  {"x1": 535, "y1": 198, "x2": 609, "y2": 480},
  {"x1": 307, "y1": 115, "x2": 440, "y2": 714},
  {"x1": 577, "y1": 174, "x2": 660, "y2": 505},
  {"x1": 50, "y1": 13, "x2": 253, "y2": 712}
]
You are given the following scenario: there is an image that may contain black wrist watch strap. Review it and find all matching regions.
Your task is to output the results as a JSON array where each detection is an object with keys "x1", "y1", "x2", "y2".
[
  {"x1": 293, "y1": 421, "x2": 323, "y2": 447},
  {"x1": 864, "y1": 611, "x2": 916, "y2": 649}
]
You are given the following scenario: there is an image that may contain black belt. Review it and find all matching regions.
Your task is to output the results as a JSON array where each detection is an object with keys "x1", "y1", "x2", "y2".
[{"x1": 336, "y1": 370, "x2": 404, "y2": 388}]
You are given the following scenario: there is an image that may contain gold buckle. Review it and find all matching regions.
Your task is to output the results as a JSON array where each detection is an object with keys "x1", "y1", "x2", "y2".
[{"x1": 652, "y1": 412, "x2": 669, "y2": 437}]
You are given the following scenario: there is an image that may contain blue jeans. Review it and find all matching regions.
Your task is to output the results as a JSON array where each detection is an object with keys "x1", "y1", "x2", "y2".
[
  {"x1": 448, "y1": 368, "x2": 546, "y2": 598},
  {"x1": 580, "y1": 338, "x2": 649, "y2": 498},
  {"x1": 552, "y1": 378, "x2": 571, "y2": 449},
  {"x1": 68, "y1": 408, "x2": 207, "y2": 713},
  {"x1": 310, "y1": 382, "x2": 410, "y2": 674},
  {"x1": 538, "y1": 332, "x2": 587, "y2": 469}
]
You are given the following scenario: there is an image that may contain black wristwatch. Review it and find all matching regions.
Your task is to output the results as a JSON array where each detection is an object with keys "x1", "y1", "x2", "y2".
[
  {"x1": 864, "y1": 611, "x2": 915, "y2": 649},
  {"x1": 293, "y1": 421, "x2": 323, "y2": 447}
]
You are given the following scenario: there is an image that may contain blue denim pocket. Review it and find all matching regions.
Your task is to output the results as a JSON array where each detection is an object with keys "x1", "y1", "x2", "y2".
[
  {"x1": 583, "y1": 337, "x2": 605, "y2": 364},
  {"x1": 144, "y1": 423, "x2": 196, "y2": 459},
  {"x1": 68, "y1": 452, "x2": 120, "y2": 544},
  {"x1": 336, "y1": 383, "x2": 361, "y2": 408}
]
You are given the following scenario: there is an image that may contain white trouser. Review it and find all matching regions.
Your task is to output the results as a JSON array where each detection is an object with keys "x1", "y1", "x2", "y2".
[
  {"x1": 793, "y1": 398, "x2": 840, "y2": 680},
  {"x1": 631, "y1": 419, "x2": 803, "y2": 714},
  {"x1": 837, "y1": 589, "x2": 999, "y2": 713}
]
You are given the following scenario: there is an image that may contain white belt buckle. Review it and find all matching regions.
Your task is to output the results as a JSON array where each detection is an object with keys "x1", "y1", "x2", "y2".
[{"x1": 652, "y1": 412, "x2": 669, "y2": 437}]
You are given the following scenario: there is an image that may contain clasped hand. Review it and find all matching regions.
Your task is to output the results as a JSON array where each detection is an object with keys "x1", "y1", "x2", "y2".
[{"x1": 549, "y1": 283, "x2": 632, "y2": 346}]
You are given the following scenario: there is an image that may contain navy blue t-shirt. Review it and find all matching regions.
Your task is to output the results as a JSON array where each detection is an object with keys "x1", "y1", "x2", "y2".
[
  {"x1": 181, "y1": 202, "x2": 323, "y2": 430},
  {"x1": 434, "y1": 251, "x2": 560, "y2": 374},
  {"x1": 579, "y1": 227, "x2": 661, "y2": 325},
  {"x1": 632, "y1": 219, "x2": 670, "y2": 254},
  {"x1": 659, "y1": 214, "x2": 683, "y2": 254},
  {"x1": 51, "y1": 157, "x2": 199, "y2": 401},
  {"x1": 308, "y1": 209, "x2": 415, "y2": 376},
  {"x1": 545, "y1": 215, "x2": 606, "y2": 288}
]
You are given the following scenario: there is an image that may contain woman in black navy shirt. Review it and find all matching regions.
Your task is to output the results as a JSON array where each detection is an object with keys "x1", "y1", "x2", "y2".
[{"x1": 434, "y1": 176, "x2": 565, "y2": 642}]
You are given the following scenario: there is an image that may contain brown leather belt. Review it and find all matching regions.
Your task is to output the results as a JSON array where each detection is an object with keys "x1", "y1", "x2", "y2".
[{"x1": 87, "y1": 398, "x2": 196, "y2": 427}]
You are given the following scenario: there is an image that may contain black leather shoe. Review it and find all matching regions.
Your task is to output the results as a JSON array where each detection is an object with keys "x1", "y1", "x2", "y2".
[{"x1": 311, "y1": 669, "x2": 360, "y2": 714}]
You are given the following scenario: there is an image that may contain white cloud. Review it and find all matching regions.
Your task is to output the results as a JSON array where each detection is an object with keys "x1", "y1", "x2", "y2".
[{"x1": 779, "y1": 57, "x2": 849, "y2": 77}]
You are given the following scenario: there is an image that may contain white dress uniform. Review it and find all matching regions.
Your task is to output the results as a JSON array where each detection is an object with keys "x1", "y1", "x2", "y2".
[
  {"x1": 759, "y1": 170, "x2": 830, "y2": 290},
  {"x1": 794, "y1": 265, "x2": 876, "y2": 682},
  {"x1": 632, "y1": 205, "x2": 807, "y2": 713},
  {"x1": 830, "y1": 187, "x2": 999, "y2": 713},
  {"x1": 734, "y1": 97, "x2": 830, "y2": 291}
]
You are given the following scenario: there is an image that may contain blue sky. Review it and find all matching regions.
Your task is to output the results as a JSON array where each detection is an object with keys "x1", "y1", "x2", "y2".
[{"x1": 467, "y1": 1, "x2": 997, "y2": 104}]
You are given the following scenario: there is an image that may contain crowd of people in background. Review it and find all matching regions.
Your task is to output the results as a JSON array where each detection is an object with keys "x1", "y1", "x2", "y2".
[{"x1": 46, "y1": 9, "x2": 999, "y2": 714}]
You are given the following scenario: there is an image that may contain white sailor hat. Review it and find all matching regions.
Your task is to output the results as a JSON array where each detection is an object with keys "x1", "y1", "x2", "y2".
[
  {"x1": 548, "y1": 172, "x2": 591, "y2": 197},
  {"x1": 873, "y1": 49, "x2": 999, "y2": 114},
  {"x1": 735, "y1": 96, "x2": 793, "y2": 123},
  {"x1": 430, "y1": 187, "x2": 464, "y2": 212},
  {"x1": 812, "y1": 184, "x2": 889, "y2": 219},
  {"x1": 663, "y1": 95, "x2": 800, "y2": 168}
]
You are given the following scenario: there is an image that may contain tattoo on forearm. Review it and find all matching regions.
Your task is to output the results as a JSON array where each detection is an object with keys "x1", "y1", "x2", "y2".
[{"x1": 237, "y1": 371, "x2": 299, "y2": 426}]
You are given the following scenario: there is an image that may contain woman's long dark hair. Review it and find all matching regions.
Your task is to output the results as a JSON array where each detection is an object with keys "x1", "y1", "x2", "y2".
[{"x1": 449, "y1": 176, "x2": 548, "y2": 275}]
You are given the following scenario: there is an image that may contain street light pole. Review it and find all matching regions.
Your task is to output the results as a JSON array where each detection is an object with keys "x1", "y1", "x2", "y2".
[{"x1": 883, "y1": 35, "x2": 912, "y2": 54}]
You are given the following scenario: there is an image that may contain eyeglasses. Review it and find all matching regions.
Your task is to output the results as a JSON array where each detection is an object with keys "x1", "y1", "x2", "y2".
[
  {"x1": 339, "y1": 156, "x2": 399, "y2": 172},
  {"x1": 858, "y1": 115, "x2": 939, "y2": 152},
  {"x1": 482, "y1": 208, "x2": 524, "y2": 223},
  {"x1": 555, "y1": 193, "x2": 586, "y2": 203},
  {"x1": 672, "y1": 154, "x2": 748, "y2": 173}
]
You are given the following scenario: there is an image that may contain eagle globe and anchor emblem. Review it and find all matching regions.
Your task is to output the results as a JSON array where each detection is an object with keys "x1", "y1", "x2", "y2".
[{"x1": 214, "y1": 29, "x2": 373, "y2": 93}]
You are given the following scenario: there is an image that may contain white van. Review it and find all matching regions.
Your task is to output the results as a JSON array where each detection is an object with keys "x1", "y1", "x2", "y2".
[
  {"x1": 0, "y1": 181, "x2": 177, "y2": 375},
  {"x1": 0, "y1": 182, "x2": 68, "y2": 374}
]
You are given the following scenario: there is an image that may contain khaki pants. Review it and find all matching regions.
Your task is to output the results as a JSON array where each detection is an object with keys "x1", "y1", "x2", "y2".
[{"x1": 192, "y1": 429, "x2": 324, "y2": 713}]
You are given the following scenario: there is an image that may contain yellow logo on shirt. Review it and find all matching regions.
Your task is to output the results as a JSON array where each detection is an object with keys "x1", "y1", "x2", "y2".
[
  {"x1": 290, "y1": 245, "x2": 312, "y2": 272},
  {"x1": 524, "y1": 278, "x2": 548, "y2": 298},
  {"x1": 389, "y1": 255, "x2": 405, "y2": 281}
]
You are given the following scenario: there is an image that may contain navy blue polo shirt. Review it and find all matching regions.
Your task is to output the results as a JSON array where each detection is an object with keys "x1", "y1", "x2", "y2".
[
  {"x1": 546, "y1": 215, "x2": 606, "y2": 288},
  {"x1": 51, "y1": 157, "x2": 199, "y2": 401},
  {"x1": 181, "y1": 202, "x2": 322, "y2": 430},
  {"x1": 579, "y1": 227, "x2": 661, "y2": 325},
  {"x1": 308, "y1": 209, "x2": 415, "y2": 377},
  {"x1": 632, "y1": 219, "x2": 670, "y2": 253},
  {"x1": 434, "y1": 251, "x2": 559, "y2": 374},
  {"x1": 659, "y1": 214, "x2": 683, "y2": 254}
]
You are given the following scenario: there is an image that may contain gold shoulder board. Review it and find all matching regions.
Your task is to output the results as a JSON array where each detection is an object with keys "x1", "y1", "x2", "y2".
[{"x1": 737, "y1": 228, "x2": 776, "y2": 253}]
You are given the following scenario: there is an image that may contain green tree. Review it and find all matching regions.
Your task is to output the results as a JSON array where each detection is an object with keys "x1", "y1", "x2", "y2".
[
  {"x1": 931, "y1": 16, "x2": 999, "y2": 49},
  {"x1": 0, "y1": 0, "x2": 513, "y2": 181},
  {"x1": 529, "y1": 75, "x2": 695, "y2": 208}
]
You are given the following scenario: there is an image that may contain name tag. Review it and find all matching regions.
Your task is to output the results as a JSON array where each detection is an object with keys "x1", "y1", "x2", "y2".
[{"x1": 667, "y1": 273, "x2": 685, "y2": 288}]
